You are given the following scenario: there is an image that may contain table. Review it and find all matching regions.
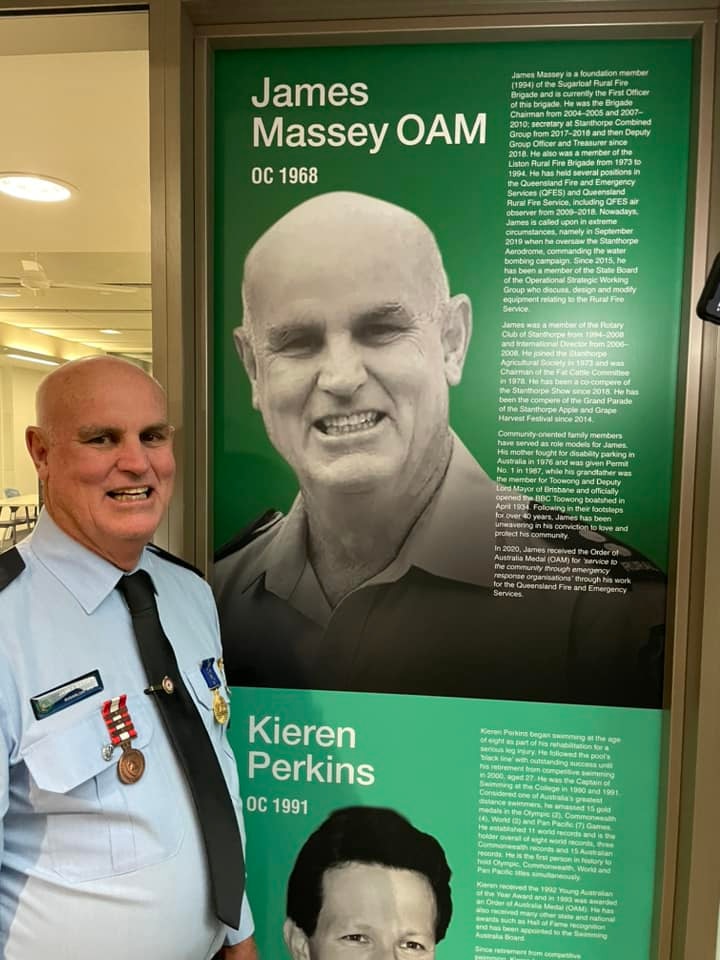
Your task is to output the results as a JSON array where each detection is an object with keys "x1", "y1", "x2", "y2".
[
  {"x1": 0, "y1": 494, "x2": 39, "y2": 510},
  {"x1": 0, "y1": 494, "x2": 39, "y2": 546}
]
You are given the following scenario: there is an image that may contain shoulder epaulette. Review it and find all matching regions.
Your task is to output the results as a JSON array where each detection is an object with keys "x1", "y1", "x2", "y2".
[
  {"x1": 147, "y1": 543, "x2": 204, "y2": 579},
  {"x1": 214, "y1": 509, "x2": 284, "y2": 563},
  {"x1": 527, "y1": 501, "x2": 666, "y2": 582},
  {"x1": 0, "y1": 547, "x2": 25, "y2": 591}
]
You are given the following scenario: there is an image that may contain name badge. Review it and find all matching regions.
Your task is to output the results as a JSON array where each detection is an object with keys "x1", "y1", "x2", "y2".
[{"x1": 31, "y1": 670, "x2": 103, "y2": 720}]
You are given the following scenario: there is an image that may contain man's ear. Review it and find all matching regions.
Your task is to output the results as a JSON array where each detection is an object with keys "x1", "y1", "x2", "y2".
[
  {"x1": 233, "y1": 327, "x2": 260, "y2": 410},
  {"x1": 25, "y1": 426, "x2": 50, "y2": 481},
  {"x1": 283, "y1": 918, "x2": 312, "y2": 960},
  {"x1": 441, "y1": 293, "x2": 472, "y2": 387}
]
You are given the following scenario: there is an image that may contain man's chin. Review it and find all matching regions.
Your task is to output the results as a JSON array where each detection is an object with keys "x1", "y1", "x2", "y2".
[
  {"x1": 303, "y1": 458, "x2": 399, "y2": 497},
  {"x1": 97, "y1": 510, "x2": 164, "y2": 548}
]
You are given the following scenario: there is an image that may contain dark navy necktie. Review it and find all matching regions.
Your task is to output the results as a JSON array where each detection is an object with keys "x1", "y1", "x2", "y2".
[{"x1": 117, "y1": 569, "x2": 245, "y2": 928}]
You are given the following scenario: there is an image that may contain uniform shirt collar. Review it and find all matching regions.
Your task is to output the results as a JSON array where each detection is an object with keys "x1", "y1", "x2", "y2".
[
  {"x1": 262, "y1": 495, "x2": 312, "y2": 600},
  {"x1": 259, "y1": 432, "x2": 498, "y2": 599},
  {"x1": 26, "y1": 509, "x2": 150, "y2": 614}
]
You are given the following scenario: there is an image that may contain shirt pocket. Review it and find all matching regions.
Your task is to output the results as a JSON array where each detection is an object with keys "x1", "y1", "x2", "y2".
[{"x1": 22, "y1": 694, "x2": 183, "y2": 882}]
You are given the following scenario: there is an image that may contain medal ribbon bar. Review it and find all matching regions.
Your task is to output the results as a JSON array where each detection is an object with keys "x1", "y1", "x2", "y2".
[{"x1": 101, "y1": 695, "x2": 146, "y2": 784}]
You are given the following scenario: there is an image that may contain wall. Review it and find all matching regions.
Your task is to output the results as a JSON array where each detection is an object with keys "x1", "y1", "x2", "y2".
[{"x1": 0, "y1": 362, "x2": 44, "y2": 495}]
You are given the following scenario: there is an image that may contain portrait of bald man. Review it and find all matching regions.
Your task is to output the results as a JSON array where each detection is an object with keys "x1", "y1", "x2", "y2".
[{"x1": 214, "y1": 191, "x2": 666, "y2": 708}]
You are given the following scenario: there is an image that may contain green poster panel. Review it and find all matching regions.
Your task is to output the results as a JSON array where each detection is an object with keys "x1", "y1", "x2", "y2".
[
  {"x1": 228, "y1": 690, "x2": 661, "y2": 960},
  {"x1": 211, "y1": 37, "x2": 691, "y2": 960}
]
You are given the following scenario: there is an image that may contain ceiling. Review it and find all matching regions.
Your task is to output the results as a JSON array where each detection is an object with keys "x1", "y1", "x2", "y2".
[{"x1": 0, "y1": 10, "x2": 151, "y2": 367}]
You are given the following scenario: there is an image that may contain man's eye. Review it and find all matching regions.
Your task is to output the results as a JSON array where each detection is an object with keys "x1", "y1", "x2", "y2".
[
  {"x1": 358, "y1": 322, "x2": 404, "y2": 343},
  {"x1": 267, "y1": 324, "x2": 324, "y2": 356},
  {"x1": 399, "y1": 940, "x2": 429, "y2": 952},
  {"x1": 140, "y1": 430, "x2": 170, "y2": 445},
  {"x1": 84, "y1": 434, "x2": 112, "y2": 446},
  {"x1": 274, "y1": 334, "x2": 323, "y2": 356},
  {"x1": 340, "y1": 933, "x2": 370, "y2": 944}
]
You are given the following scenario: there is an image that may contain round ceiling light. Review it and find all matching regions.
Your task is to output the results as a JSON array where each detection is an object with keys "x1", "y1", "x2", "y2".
[{"x1": 0, "y1": 173, "x2": 76, "y2": 203}]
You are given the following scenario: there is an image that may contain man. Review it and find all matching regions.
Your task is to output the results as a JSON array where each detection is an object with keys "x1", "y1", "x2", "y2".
[
  {"x1": 214, "y1": 191, "x2": 665, "y2": 707},
  {"x1": 0, "y1": 356, "x2": 257, "y2": 959},
  {"x1": 283, "y1": 806, "x2": 452, "y2": 960}
]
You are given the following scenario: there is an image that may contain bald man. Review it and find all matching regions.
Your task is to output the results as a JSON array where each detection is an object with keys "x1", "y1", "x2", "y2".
[
  {"x1": 214, "y1": 192, "x2": 666, "y2": 707},
  {"x1": 0, "y1": 357, "x2": 257, "y2": 960}
]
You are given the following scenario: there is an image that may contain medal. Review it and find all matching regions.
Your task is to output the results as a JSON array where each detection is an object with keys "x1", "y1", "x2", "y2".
[
  {"x1": 201, "y1": 658, "x2": 229, "y2": 725},
  {"x1": 117, "y1": 747, "x2": 145, "y2": 784},
  {"x1": 102, "y1": 695, "x2": 145, "y2": 784},
  {"x1": 212, "y1": 689, "x2": 229, "y2": 725}
]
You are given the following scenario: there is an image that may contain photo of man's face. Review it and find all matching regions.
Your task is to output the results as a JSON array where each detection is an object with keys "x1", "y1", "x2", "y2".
[
  {"x1": 302, "y1": 863, "x2": 437, "y2": 959},
  {"x1": 236, "y1": 192, "x2": 471, "y2": 500},
  {"x1": 216, "y1": 192, "x2": 668, "y2": 710},
  {"x1": 283, "y1": 807, "x2": 452, "y2": 960}
]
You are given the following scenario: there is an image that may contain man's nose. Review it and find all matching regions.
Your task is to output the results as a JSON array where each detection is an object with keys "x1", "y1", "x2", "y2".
[
  {"x1": 316, "y1": 336, "x2": 367, "y2": 397},
  {"x1": 372, "y1": 946, "x2": 395, "y2": 960},
  {"x1": 116, "y1": 436, "x2": 150, "y2": 474}
]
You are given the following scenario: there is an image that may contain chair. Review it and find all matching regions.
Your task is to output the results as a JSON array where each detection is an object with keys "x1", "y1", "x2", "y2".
[{"x1": 2, "y1": 489, "x2": 36, "y2": 542}]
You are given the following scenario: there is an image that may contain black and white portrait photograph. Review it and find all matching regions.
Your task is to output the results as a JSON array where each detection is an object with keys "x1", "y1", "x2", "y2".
[
  {"x1": 282, "y1": 806, "x2": 452, "y2": 960},
  {"x1": 213, "y1": 191, "x2": 666, "y2": 708}
]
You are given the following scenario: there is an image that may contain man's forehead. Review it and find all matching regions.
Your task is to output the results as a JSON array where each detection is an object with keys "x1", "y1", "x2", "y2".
[
  {"x1": 317, "y1": 862, "x2": 437, "y2": 931},
  {"x1": 42, "y1": 360, "x2": 160, "y2": 403},
  {"x1": 246, "y1": 249, "x2": 441, "y2": 331},
  {"x1": 250, "y1": 217, "x2": 428, "y2": 283},
  {"x1": 264, "y1": 298, "x2": 416, "y2": 332},
  {"x1": 75, "y1": 416, "x2": 170, "y2": 433},
  {"x1": 245, "y1": 196, "x2": 447, "y2": 318},
  {"x1": 321, "y1": 861, "x2": 434, "y2": 891},
  {"x1": 45, "y1": 370, "x2": 166, "y2": 432}
]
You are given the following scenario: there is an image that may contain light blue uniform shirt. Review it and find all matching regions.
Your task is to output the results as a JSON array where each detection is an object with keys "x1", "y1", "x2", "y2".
[{"x1": 0, "y1": 512, "x2": 253, "y2": 959}]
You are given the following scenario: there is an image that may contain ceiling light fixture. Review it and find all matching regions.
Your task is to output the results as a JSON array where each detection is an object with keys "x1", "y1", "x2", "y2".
[
  {"x1": 0, "y1": 290, "x2": 21, "y2": 298},
  {"x1": 3, "y1": 349, "x2": 60, "y2": 367},
  {"x1": 99, "y1": 328, "x2": 122, "y2": 335},
  {"x1": 0, "y1": 173, "x2": 76, "y2": 203}
]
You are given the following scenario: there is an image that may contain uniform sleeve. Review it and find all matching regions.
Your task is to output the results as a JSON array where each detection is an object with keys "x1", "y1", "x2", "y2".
[
  {"x1": 0, "y1": 661, "x2": 14, "y2": 881},
  {"x1": 224, "y1": 894, "x2": 255, "y2": 945},
  {"x1": 0, "y1": 720, "x2": 8, "y2": 874}
]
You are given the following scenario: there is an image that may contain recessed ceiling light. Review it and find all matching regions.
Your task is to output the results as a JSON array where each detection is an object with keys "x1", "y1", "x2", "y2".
[
  {"x1": 0, "y1": 290, "x2": 21, "y2": 298},
  {"x1": 0, "y1": 173, "x2": 76, "y2": 203},
  {"x1": 99, "y1": 328, "x2": 122, "y2": 335}
]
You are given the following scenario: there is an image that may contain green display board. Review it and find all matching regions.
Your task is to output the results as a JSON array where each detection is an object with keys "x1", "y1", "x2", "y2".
[
  {"x1": 227, "y1": 691, "x2": 661, "y2": 959},
  {"x1": 211, "y1": 38, "x2": 691, "y2": 960}
]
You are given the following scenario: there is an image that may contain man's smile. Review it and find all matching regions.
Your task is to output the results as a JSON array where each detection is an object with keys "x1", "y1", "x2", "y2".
[
  {"x1": 314, "y1": 410, "x2": 385, "y2": 436},
  {"x1": 106, "y1": 486, "x2": 153, "y2": 502}
]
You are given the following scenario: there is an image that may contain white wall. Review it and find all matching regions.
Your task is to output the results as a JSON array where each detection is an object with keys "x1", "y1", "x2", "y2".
[
  {"x1": 0, "y1": 367, "x2": 13, "y2": 492},
  {"x1": 0, "y1": 362, "x2": 45, "y2": 495}
]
